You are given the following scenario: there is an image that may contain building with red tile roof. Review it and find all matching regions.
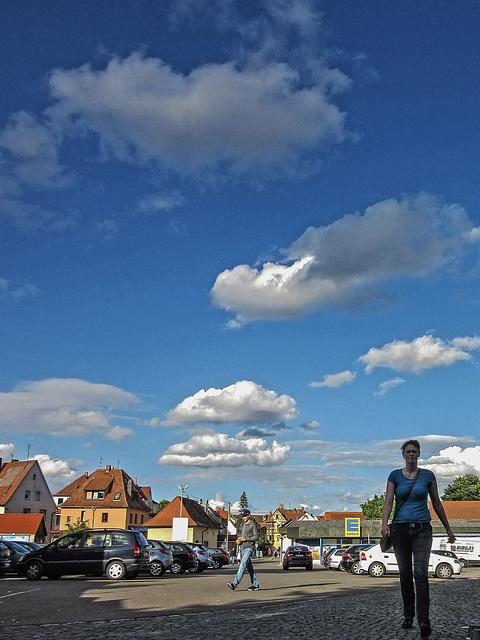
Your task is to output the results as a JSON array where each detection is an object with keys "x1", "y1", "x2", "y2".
[
  {"x1": 0, "y1": 458, "x2": 56, "y2": 532},
  {"x1": 0, "y1": 513, "x2": 48, "y2": 542},
  {"x1": 54, "y1": 465, "x2": 154, "y2": 533},
  {"x1": 144, "y1": 496, "x2": 222, "y2": 547}
]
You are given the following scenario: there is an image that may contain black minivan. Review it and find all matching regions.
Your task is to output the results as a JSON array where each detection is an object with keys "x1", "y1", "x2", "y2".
[{"x1": 16, "y1": 529, "x2": 149, "y2": 580}]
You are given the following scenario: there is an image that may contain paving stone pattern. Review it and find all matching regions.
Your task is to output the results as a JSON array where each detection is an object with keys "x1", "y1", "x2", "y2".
[{"x1": 4, "y1": 576, "x2": 479, "y2": 640}]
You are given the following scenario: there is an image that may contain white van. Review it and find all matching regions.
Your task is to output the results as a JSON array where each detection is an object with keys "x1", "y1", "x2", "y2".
[
  {"x1": 432, "y1": 535, "x2": 480, "y2": 567},
  {"x1": 358, "y1": 543, "x2": 462, "y2": 578}
]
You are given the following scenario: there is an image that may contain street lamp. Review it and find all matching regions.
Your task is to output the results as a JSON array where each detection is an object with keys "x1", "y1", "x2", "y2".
[{"x1": 178, "y1": 484, "x2": 189, "y2": 517}]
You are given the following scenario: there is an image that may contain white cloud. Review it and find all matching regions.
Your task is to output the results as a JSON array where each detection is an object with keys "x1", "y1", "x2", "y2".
[
  {"x1": 421, "y1": 446, "x2": 480, "y2": 481},
  {"x1": 137, "y1": 191, "x2": 185, "y2": 214},
  {"x1": 375, "y1": 377, "x2": 405, "y2": 396},
  {"x1": 309, "y1": 370, "x2": 356, "y2": 388},
  {"x1": 211, "y1": 193, "x2": 480, "y2": 322},
  {"x1": 32, "y1": 453, "x2": 83, "y2": 489},
  {"x1": 0, "y1": 378, "x2": 140, "y2": 437},
  {"x1": 162, "y1": 380, "x2": 298, "y2": 426},
  {"x1": 360, "y1": 334, "x2": 478, "y2": 374},
  {"x1": 0, "y1": 442, "x2": 15, "y2": 461},
  {"x1": 47, "y1": 51, "x2": 349, "y2": 179},
  {"x1": 105, "y1": 425, "x2": 135, "y2": 441},
  {"x1": 0, "y1": 278, "x2": 40, "y2": 302},
  {"x1": 159, "y1": 430, "x2": 290, "y2": 467}
]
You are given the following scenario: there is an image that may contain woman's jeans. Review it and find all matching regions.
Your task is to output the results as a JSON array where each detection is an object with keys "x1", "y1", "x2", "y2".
[
  {"x1": 232, "y1": 547, "x2": 259, "y2": 587},
  {"x1": 391, "y1": 522, "x2": 432, "y2": 624}
]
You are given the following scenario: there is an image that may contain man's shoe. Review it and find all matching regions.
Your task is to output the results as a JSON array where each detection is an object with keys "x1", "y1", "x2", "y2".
[
  {"x1": 420, "y1": 623, "x2": 431, "y2": 638},
  {"x1": 227, "y1": 582, "x2": 236, "y2": 590},
  {"x1": 247, "y1": 585, "x2": 259, "y2": 591},
  {"x1": 402, "y1": 618, "x2": 413, "y2": 629}
]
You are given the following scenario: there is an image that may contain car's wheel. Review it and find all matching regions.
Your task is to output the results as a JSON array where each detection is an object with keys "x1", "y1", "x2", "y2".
[
  {"x1": 25, "y1": 560, "x2": 44, "y2": 581},
  {"x1": 282, "y1": 563, "x2": 289, "y2": 570},
  {"x1": 212, "y1": 560, "x2": 221, "y2": 569},
  {"x1": 149, "y1": 561, "x2": 165, "y2": 577},
  {"x1": 350, "y1": 561, "x2": 363, "y2": 575},
  {"x1": 459, "y1": 558, "x2": 467, "y2": 568},
  {"x1": 368, "y1": 561, "x2": 386, "y2": 578},
  {"x1": 106, "y1": 560, "x2": 126, "y2": 580},
  {"x1": 306, "y1": 564, "x2": 313, "y2": 570},
  {"x1": 188, "y1": 560, "x2": 202, "y2": 573},
  {"x1": 435, "y1": 562, "x2": 453, "y2": 579},
  {"x1": 170, "y1": 560, "x2": 184, "y2": 574}
]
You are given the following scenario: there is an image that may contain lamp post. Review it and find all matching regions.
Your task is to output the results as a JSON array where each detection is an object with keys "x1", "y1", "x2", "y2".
[{"x1": 178, "y1": 484, "x2": 189, "y2": 517}]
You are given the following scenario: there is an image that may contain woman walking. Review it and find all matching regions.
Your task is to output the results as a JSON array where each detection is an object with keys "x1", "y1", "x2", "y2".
[{"x1": 381, "y1": 439, "x2": 455, "y2": 638}]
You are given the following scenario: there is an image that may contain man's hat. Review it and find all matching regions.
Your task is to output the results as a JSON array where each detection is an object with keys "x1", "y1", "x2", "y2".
[{"x1": 241, "y1": 509, "x2": 251, "y2": 516}]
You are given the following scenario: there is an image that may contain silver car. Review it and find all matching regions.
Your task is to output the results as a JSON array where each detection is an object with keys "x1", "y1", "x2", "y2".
[{"x1": 147, "y1": 540, "x2": 173, "y2": 577}]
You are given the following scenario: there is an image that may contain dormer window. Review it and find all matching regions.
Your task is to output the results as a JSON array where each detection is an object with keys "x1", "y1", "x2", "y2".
[
  {"x1": 86, "y1": 490, "x2": 105, "y2": 500},
  {"x1": 114, "y1": 492, "x2": 121, "y2": 500}
]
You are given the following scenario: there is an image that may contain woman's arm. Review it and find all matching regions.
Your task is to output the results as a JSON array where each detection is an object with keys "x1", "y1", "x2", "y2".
[
  {"x1": 429, "y1": 480, "x2": 455, "y2": 543},
  {"x1": 381, "y1": 480, "x2": 395, "y2": 536}
]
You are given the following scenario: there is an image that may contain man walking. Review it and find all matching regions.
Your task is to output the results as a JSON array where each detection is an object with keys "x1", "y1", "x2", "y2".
[{"x1": 227, "y1": 509, "x2": 260, "y2": 591}]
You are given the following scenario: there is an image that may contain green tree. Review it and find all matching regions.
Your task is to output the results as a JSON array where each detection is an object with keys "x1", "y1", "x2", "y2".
[
  {"x1": 156, "y1": 499, "x2": 170, "y2": 512},
  {"x1": 360, "y1": 493, "x2": 394, "y2": 519},
  {"x1": 238, "y1": 491, "x2": 249, "y2": 511},
  {"x1": 65, "y1": 518, "x2": 89, "y2": 534},
  {"x1": 442, "y1": 474, "x2": 480, "y2": 501}
]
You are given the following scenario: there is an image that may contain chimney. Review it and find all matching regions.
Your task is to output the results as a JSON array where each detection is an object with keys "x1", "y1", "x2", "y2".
[{"x1": 106, "y1": 465, "x2": 112, "y2": 472}]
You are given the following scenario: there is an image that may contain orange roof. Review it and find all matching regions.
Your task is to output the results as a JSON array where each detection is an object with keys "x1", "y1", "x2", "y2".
[
  {"x1": 429, "y1": 501, "x2": 480, "y2": 521},
  {"x1": 321, "y1": 511, "x2": 366, "y2": 521},
  {"x1": 0, "y1": 513, "x2": 46, "y2": 535},
  {"x1": 0, "y1": 460, "x2": 37, "y2": 506},
  {"x1": 58, "y1": 467, "x2": 150, "y2": 511},
  {"x1": 144, "y1": 496, "x2": 220, "y2": 529},
  {"x1": 54, "y1": 473, "x2": 90, "y2": 497}
]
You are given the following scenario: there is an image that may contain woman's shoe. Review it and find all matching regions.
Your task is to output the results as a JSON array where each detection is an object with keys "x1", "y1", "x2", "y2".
[
  {"x1": 401, "y1": 618, "x2": 413, "y2": 629},
  {"x1": 419, "y1": 622, "x2": 431, "y2": 637}
]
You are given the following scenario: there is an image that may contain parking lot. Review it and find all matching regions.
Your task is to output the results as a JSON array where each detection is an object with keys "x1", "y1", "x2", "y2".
[{"x1": 1, "y1": 560, "x2": 479, "y2": 639}]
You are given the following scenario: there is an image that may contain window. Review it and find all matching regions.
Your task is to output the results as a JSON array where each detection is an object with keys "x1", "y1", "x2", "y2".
[
  {"x1": 114, "y1": 492, "x2": 121, "y2": 500},
  {"x1": 32, "y1": 473, "x2": 36, "y2": 480},
  {"x1": 129, "y1": 513, "x2": 133, "y2": 524},
  {"x1": 84, "y1": 531, "x2": 106, "y2": 547},
  {"x1": 57, "y1": 498, "x2": 64, "y2": 504},
  {"x1": 34, "y1": 491, "x2": 41, "y2": 501},
  {"x1": 141, "y1": 515, "x2": 144, "y2": 524},
  {"x1": 81, "y1": 511, "x2": 86, "y2": 521},
  {"x1": 66, "y1": 516, "x2": 71, "y2": 523},
  {"x1": 101, "y1": 512, "x2": 108, "y2": 523},
  {"x1": 134, "y1": 513, "x2": 138, "y2": 524},
  {"x1": 23, "y1": 508, "x2": 31, "y2": 514},
  {"x1": 86, "y1": 490, "x2": 105, "y2": 500},
  {"x1": 24, "y1": 490, "x2": 31, "y2": 500}
]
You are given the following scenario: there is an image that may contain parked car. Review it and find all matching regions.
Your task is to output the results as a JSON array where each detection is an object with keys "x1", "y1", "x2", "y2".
[
  {"x1": 146, "y1": 539, "x2": 173, "y2": 577},
  {"x1": 189, "y1": 544, "x2": 211, "y2": 573},
  {"x1": 322, "y1": 547, "x2": 337, "y2": 567},
  {"x1": 0, "y1": 542, "x2": 12, "y2": 576},
  {"x1": 339, "y1": 544, "x2": 375, "y2": 574},
  {"x1": 0, "y1": 540, "x2": 30, "y2": 573},
  {"x1": 206, "y1": 547, "x2": 230, "y2": 568},
  {"x1": 282, "y1": 544, "x2": 313, "y2": 570},
  {"x1": 358, "y1": 543, "x2": 462, "y2": 578},
  {"x1": 162, "y1": 541, "x2": 196, "y2": 574},
  {"x1": 325, "y1": 547, "x2": 349, "y2": 570},
  {"x1": 16, "y1": 529, "x2": 149, "y2": 581}
]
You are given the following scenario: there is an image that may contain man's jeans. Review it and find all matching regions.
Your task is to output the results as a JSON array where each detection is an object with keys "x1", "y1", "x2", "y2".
[
  {"x1": 232, "y1": 547, "x2": 259, "y2": 587},
  {"x1": 391, "y1": 522, "x2": 432, "y2": 624}
]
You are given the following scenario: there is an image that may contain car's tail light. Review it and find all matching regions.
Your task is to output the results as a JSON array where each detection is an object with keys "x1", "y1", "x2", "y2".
[
  {"x1": 306, "y1": 552, "x2": 312, "y2": 558},
  {"x1": 159, "y1": 549, "x2": 169, "y2": 556},
  {"x1": 360, "y1": 552, "x2": 366, "y2": 560},
  {"x1": 187, "y1": 551, "x2": 194, "y2": 559},
  {"x1": 133, "y1": 544, "x2": 141, "y2": 558},
  {"x1": 343, "y1": 552, "x2": 351, "y2": 558}
]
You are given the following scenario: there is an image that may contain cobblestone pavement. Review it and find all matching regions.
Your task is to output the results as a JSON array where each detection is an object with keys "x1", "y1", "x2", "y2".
[{"x1": 3, "y1": 574, "x2": 479, "y2": 640}]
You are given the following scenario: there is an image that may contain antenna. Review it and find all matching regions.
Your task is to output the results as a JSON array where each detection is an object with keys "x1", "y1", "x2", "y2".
[
  {"x1": 99, "y1": 455, "x2": 103, "y2": 466},
  {"x1": 27, "y1": 444, "x2": 31, "y2": 460}
]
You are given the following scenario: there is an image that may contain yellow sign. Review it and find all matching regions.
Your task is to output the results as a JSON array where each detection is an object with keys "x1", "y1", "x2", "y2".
[{"x1": 345, "y1": 517, "x2": 360, "y2": 537}]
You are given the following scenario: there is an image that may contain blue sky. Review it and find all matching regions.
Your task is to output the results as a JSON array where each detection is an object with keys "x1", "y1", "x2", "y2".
[{"x1": 1, "y1": 0, "x2": 479, "y2": 514}]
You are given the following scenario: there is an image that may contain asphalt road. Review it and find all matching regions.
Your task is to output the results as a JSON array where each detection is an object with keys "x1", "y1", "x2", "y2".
[{"x1": 1, "y1": 560, "x2": 477, "y2": 626}]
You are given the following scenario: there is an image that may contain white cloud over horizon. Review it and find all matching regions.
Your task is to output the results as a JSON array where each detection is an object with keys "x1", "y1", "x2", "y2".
[
  {"x1": 211, "y1": 193, "x2": 480, "y2": 322},
  {"x1": 309, "y1": 370, "x2": 356, "y2": 388},
  {"x1": 162, "y1": 380, "x2": 299, "y2": 426},
  {"x1": 360, "y1": 334, "x2": 480, "y2": 374},
  {"x1": 159, "y1": 430, "x2": 290, "y2": 467},
  {"x1": 0, "y1": 378, "x2": 140, "y2": 438}
]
